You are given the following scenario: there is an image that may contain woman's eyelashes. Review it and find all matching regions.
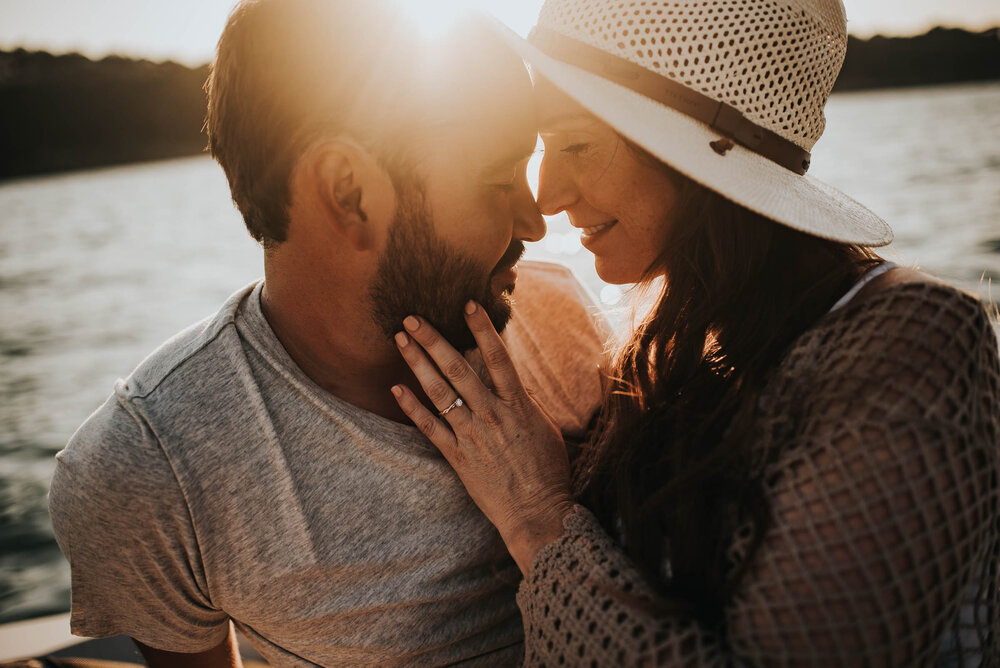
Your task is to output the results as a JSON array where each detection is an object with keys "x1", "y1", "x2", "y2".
[
  {"x1": 561, "y1": 143, "x2": 591, "y2": 155},
  {"x1": 539, "y1": 135, "x2": 593, "y2": 157}
]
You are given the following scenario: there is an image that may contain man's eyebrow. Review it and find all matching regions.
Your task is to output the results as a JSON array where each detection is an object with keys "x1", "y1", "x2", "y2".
[{"x1": 483, "y1": 145, "x2": 536, "y2": 173}]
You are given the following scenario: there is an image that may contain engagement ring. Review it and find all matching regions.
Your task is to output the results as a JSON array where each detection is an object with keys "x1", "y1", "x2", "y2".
[{"x1": 439, "y1": 397, "x2": 464, "y2": 416}]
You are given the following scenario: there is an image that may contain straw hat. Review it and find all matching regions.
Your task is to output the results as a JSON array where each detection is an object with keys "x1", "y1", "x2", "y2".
[{"x1": 488, "y1": 0, "x2": 893, "y2": 246}]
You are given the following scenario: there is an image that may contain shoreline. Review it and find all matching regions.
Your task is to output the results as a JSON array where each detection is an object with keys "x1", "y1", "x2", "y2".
[
  {"x1": 2, "y1": 26, "x2": 998, "y2": 181},
  {"x1": 3, "y1": 79, "x2": 998, "y2": 184}
]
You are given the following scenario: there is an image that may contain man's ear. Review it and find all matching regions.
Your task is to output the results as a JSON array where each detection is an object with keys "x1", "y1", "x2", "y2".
[{"x1": 311, "y1": 143, "x2": 375, "y2": 251}]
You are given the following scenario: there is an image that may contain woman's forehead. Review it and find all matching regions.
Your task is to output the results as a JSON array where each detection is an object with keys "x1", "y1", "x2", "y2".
[{"x1": 533, "y1": 78, "x2": 600, "y2": 132}]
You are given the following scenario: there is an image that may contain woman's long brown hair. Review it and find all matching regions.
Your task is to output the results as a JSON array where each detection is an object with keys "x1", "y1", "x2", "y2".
[{"x1": 580, "y1": 145, "x2": 880, "y2": 627}]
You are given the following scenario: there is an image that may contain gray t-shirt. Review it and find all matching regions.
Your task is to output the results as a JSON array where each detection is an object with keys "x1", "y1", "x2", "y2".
[{"x1": 49, "y1": 261, "x2": 607, "y2": 667}]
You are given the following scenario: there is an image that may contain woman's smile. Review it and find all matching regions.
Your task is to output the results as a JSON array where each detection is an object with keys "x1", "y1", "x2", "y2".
[
  {"x1": 579, "y1": 220, "x2": 617, "y2": 238},
  {"x1": 577, "y1": 219, "x2": 619, "y2": 253}
]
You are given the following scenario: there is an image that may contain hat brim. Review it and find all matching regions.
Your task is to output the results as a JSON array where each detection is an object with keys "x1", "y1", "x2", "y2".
[{"x1": 486, "y1": 18, "x2": 893, "y2": 247}]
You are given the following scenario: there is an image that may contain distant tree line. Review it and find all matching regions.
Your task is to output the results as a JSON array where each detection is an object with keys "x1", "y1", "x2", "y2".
[
  {"x1": 0, "y1": 50, "x2": 209, "y2": 179},
  {"x1": 1, "y1": 27, "x2": 998, "y2": 180},
  {"x1": 838, "y1": 28, "x2": 1000, "y2": 91}
]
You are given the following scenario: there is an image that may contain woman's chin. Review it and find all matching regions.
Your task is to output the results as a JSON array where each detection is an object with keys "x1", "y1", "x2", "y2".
[{"x1": 594, "y1": 256, "x2": 644, "y2": 285}]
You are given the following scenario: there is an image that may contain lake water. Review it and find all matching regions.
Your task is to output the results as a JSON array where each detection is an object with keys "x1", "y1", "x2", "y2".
[{"x1": 1, "y1": 82, "x2": 998, "y2": 625}]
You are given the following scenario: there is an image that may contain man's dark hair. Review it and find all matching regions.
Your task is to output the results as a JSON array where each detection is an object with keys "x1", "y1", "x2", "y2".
[{"x1": 205, "y1": 0, "x2": 417, "y2": 245}]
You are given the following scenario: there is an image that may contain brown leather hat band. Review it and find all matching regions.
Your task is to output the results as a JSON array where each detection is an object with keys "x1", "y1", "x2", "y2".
[{"x1": 530, "y1": 27, "x2": 812, "y2": 175}]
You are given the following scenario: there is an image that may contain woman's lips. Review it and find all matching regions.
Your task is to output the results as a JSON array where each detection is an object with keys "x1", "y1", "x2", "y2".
[
  {"x1": 581, "y1": 220, "x2": 617, "y2": 237},
  {"x1": 579, "y1": 220, "x2": 618, "y2": 250}
]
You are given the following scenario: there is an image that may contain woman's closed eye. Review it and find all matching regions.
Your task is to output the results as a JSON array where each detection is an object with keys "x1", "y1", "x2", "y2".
[
  {"x1": 491, "y1": 181, "x2": 517, "y2": 194},
  {"x1": 561, "y1": 142, "x2": 592, "y2": 155}
]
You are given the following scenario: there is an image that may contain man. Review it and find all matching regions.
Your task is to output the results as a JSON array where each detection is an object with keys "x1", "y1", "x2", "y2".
[{"x1": 48, "y1": 1, "x2": 606, "y2": 666}]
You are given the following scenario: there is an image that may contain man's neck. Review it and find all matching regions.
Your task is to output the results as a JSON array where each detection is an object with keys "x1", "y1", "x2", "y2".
[{"x1": 259, "y1": 271, "x2": 418, "y2": 424}]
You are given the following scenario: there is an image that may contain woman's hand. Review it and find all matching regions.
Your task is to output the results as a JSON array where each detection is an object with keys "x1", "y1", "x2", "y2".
[{"x1": 391, "y1": 300, "x2": 574, "y2": 574}]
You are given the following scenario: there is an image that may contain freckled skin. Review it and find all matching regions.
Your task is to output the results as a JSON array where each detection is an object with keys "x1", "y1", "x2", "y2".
[{"x1": 533, "y1": 79, "x2": 680, "y2": 285}]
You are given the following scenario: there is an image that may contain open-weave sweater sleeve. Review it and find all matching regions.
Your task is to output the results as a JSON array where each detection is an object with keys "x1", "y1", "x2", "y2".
[{"x1": 517, "y1": 283, "x2": 1000, "y2": 666}]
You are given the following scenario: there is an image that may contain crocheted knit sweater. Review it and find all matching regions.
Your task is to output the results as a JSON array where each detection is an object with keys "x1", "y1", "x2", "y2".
[{"x1": 517, "y1": 281, "x2": 1000, "y2": 666}]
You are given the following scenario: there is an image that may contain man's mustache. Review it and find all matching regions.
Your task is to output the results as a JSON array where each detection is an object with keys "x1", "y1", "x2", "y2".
[{"x1": 492, "y1": 240, "x2": 525, "y2": 276}]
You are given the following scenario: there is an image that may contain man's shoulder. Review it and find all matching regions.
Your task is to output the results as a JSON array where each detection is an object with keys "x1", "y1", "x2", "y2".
[
  {"x1": 505, "y1": 261, "x2": 609, "y2": 437},
  {"x1": 515, "y1": 260, "x2": 597, "y2": 305},
  {"x1": 517, "y1": 259, "x2": 576, "y2": 283},
  {"x1": 55, "y1": 285, "x2": 254, "y2": 459},
  {"x1": 120, "y1": 282, "x2": 258, "y2": 401},
  {"x1": 55, "y1": 283, "x2": 260, "y2": 493},
  {"x1": 511, "y1": 260, "x2": 614, "y2": 343}
]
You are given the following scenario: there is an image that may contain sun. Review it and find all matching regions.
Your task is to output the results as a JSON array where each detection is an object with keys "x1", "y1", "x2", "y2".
[
  {"x1": 394, "y1": 0, "x2": 540, "y2": 39},
  {"x1": 395, "y1": 0, "x2": 491, "y2": 39}
]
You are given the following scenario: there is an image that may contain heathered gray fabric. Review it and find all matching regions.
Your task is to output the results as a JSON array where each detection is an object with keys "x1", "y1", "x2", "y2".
[{"x1": 49, "y1": 261, "x2": 607, "y2": 667}]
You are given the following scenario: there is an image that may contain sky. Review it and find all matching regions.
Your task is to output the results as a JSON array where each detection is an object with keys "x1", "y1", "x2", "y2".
[{"x1": 0, "y1": 0, "x2": 998, "y2": 67}]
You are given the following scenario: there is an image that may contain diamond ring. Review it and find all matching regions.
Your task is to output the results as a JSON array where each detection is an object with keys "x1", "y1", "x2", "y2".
[{"x1": 438, "y1": 397, "x2": 464, "y2": 416}]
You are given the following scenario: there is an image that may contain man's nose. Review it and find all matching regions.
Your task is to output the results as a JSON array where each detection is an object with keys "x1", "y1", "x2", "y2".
[
  {"x1": 535, "y1": 153, "x2": 575, "y2": 217},
  {"x1": 512, "y1": 184, "x2": 546, "y2": 243}
]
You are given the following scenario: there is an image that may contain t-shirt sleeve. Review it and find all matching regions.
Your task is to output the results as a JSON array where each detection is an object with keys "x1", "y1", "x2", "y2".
[{"x1": 49, "y1": 382, "x2": 231, "y2": 652}]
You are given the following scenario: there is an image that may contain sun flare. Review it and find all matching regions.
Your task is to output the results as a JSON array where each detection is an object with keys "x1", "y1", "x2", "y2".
[{"x1": 395, "y1": 0, "x2": 491, "y2": 39}]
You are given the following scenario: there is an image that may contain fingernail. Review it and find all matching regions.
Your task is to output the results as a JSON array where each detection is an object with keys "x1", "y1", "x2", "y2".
[
  {"x1": 390, "y1": 385, "x2": 403, "y2": 398},
  {"x1": 394, "y1": 331, "x2": 409, "y2": 347},
  {"x1": 465, "y1": 301, "x2": 477, "y2": 315},
  {"x1": 403, "y1": 316, "x2": 420, "y2": 331}
]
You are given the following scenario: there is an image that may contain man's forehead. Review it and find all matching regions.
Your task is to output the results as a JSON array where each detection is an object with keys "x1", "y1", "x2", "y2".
[
  {"x1": 421, "y1": 61, "x2": 533, "y2": 120},
  {"x1": 380, "y1": 19, "x2": 537, "y2": 173},
  {"x1": 409, "y1": 49, "x2": 536, "y2": 168},
  {"x1": 413, "y1": 20, "x2": 533, "y2": 115},
  {"x1": 413, "y1": 112, "x2": 536, "y2": 177}
]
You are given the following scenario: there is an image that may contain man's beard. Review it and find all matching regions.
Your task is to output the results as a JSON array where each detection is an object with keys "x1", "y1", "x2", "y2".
[{"x1": 368, "y1": 183, "x2": 524, "y2": 352}]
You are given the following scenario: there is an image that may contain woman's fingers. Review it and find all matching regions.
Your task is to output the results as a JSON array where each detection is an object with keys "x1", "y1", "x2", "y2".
[
  {"x1": 390, "y1": 383, "x2": 458, "y2": 457},
  {"x1": 400, "y1": 316, "x2": 492, "y2": 409},
  {"x1": 463, "y1": 301, "x2": 527, "y2": 403},
  {"x1": 394, "y1": 331, "x2": 473, "y2": 423}
]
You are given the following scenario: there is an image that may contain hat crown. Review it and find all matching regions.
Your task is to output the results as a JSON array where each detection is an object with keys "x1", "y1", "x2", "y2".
[{"x1": 534, "y1": 0, "x2": 848, "y2": 151}]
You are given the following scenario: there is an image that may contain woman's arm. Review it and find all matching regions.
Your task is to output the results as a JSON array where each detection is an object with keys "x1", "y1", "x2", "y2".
[{"x1": 393, "y1": 287, "x2": 1000, "y2": 666}]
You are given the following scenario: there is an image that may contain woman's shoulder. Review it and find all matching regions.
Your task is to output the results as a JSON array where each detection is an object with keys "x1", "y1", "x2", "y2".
[
  {"x1": 809, "y1": 267, "x2": 995, "y2": 353},
  {"x1": 760, "y1": 266, "x2": 999, "y2": 470},
  {"x1": 777, "y1": 267, "x2": 999, "y2": 404},
  {"x1": 849, "y1": 266, "x2": 985, "y2": 316}
]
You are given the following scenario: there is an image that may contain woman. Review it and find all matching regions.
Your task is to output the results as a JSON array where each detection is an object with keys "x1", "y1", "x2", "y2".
[{"x1": 390, "y1": 0, "x2": 1000, "y2": 664}]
